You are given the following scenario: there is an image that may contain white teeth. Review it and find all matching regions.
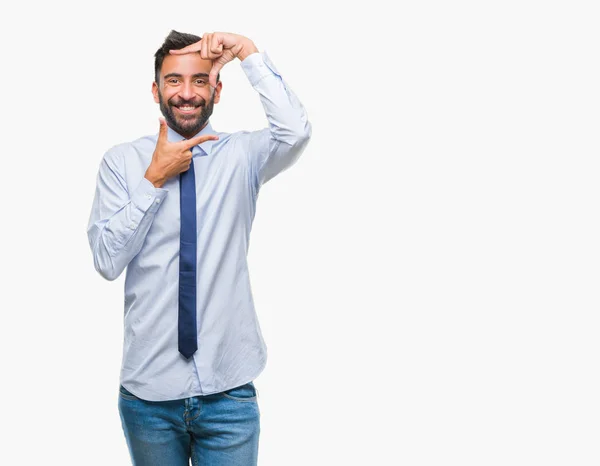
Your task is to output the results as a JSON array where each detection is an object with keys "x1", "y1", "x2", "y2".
[{"x1": 179, "y1": 106, "x2": 196, "y2": 111}]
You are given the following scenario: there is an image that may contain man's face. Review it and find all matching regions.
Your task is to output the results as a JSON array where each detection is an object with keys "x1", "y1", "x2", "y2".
[{"x1": 152, "y1": 53, "x2": 222, "y2": 138}]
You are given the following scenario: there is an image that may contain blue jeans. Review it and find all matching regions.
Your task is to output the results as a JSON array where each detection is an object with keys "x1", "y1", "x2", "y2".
[{"x1": 118, "y1": 382, "x2": 260, "y2": 466}]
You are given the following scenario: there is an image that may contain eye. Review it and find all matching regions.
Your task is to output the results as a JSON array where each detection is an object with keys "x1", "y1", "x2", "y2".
[
  {"x1": 195, "y1": 79, "x2": 207, "y2": 86},
  {"x1": 168, "y1": 78, "x2": 180, "y2": 85}
]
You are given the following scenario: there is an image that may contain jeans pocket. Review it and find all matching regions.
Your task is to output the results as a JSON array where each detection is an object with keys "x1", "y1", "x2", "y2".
[
  {"x1": 119, "y1": 385, "x2": 139, "y2": 401},
  {"x1": 220, "y1": 382, "x2": 257, "y2": 402}
]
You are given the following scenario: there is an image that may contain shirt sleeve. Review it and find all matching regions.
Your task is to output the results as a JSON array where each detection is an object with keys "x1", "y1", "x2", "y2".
[
  {"x1": 240, "y1": 51, "x2": 312, "y2": 188},
  {"x1": 87, "y1": 146, "x2": 168, "y2": 281}
]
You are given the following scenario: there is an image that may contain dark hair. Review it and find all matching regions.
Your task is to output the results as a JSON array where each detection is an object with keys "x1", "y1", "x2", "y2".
[{"x1": 154, "y1": 30, "x2": 220, "y2": 84}]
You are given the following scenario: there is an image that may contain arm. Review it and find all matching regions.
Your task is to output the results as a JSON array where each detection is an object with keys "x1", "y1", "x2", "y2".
[
  {"x1": 170, "y1": 32, "x2": 312, "y2": 186},
  {"x1": 87, "y1": 147, "x2": 168, "y2": 281},
  {"x1": 241, "y1": 50, "x2": 312, "y2": 186},
  {"x1": 87, "y1": 120, "x2": 218, "y2": 281}
]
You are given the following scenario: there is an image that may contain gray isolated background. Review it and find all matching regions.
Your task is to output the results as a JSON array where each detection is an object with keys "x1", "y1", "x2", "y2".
[{"x1": 1, "y1": 0, "x2": 598, "y2": 464}]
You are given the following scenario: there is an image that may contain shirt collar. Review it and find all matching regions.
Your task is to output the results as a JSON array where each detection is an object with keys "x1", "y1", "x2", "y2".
[{"x1": 164, "y1": 121, "x2": 216, "y2": 157}]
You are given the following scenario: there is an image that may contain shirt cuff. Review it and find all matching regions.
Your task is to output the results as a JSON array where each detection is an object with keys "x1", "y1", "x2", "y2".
[
  {"x1": 241, "y1": 51, "x2": 281, "y2": 86},
  {"x1": 131, "y1": 176, "x2": 168, "y2": 214}
]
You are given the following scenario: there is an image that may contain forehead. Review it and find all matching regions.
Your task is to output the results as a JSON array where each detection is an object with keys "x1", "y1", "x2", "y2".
[{"x1": 160, "y1": 53, "x2": 212, "y2": 77}]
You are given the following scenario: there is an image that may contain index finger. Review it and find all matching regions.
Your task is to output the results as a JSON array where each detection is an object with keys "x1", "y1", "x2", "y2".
[
  {"x1": 180, "y1": 134, "x2": 219, "y2": 149},
  {"x1": 169, "y1": 39, "x2": 202, "y2": 55}
]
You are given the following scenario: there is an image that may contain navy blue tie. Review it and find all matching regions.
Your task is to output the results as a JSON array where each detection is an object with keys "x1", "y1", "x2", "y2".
[{"x1": 178, "y1": 155, "x2": 198, "y2": 359}]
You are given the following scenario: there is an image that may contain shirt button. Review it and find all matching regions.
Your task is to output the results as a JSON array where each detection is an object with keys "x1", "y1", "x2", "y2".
[
  {"x1": 155, "y1": 199, "x2": 160, "y2": 204},
  {"x1": 145, "y1": 194, "x2": 152, "y2": 200},
  {"x1": 129, "y1": 223, "x2": 135, "y2": 229}
]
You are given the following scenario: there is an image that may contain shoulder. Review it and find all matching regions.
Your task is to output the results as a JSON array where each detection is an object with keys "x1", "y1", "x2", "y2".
[
  {"x1": 101, "y1": 134, "x2": 156, "y2": 164},
  {"x1": 224, "y1": 128, "x2": 270, "y2": 151},
  {"x1": 208, "y1": 128, "x2": 269, "y2": 160},
  {"x1": 124, "y1": 134, "x2": 157, "y2": 158}
]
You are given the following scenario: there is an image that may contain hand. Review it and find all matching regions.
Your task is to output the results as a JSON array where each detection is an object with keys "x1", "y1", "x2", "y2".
[
  {"x1": 169, "y1": 32, "x2": 258, "y2": 88},
  {"x1": 145, "y1": 118, "x2": 219, "y2": 187}
]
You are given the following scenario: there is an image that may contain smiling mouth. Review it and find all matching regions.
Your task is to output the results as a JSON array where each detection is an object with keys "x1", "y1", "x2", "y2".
[{"x1": 175, "y1": 105, "x2": 202, "y2": 114}]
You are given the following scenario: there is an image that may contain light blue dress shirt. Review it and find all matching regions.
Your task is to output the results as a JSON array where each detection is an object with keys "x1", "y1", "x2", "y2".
[{"x1": 87, "y1": 52, "x2": 311, "y2": 401}]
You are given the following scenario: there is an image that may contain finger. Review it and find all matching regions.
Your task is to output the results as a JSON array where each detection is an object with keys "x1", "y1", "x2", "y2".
[
  {"x1": 209, "y1": 60, "x2": 226, "y2": 88},
  {"x1": 206, "y1": 34, "x2": 214, "y2": 58},
  {"x1": 157, "y1": 118, "x2": 168, "y2": 144},
  {"x1": 180, "y1": 134, "x2": 219, "y2": 149},
  {"x1": 169, "y1": 40, "x2": 202, "y2": 55},
  {"x1": 201, "y1": 34, "x2": 209, "y2": 60},
  {"x1": 208, "y1": 34, "x2": 223, "y2": 58}
]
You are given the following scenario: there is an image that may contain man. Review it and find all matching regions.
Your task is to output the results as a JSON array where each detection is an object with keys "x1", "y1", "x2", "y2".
[{"x1": 87, "y1": 30, "x2": 311, "y2": 465}]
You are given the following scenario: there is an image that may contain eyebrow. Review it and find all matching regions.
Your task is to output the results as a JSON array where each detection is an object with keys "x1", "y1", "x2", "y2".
[{"x1": 163, "y1": 73, "x2": 210, "y2": 80}]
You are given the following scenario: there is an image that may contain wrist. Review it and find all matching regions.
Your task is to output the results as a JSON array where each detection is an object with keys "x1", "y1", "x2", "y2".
[
  {"x1": 145, "y1": 168, "x2": 166, "y2": 188},
  {"x1": 237, "y1": 41, "x2": 259, "y2": 62}
]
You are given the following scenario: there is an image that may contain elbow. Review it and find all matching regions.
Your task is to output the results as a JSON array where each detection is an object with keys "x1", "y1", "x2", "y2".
[
  {"x1": 292, "y1": 120, "x2": 311, "y2": 154},
  {"x1": 94, "y1": 258, "x2": 121, "y2": 281},
  {"x1": 88, "y1": 227, "x2": 124, "y2": 281},
  {"x1": 298, "y1": 119, "x2": 312, "y2": 142},
  {"x1": 97, "y1": 266, "x2": 120, "y2": 282},
  {"x1": 91, "y1": 243, "x2": 123, "y2": 281},
  {"x1": 273, "y1": 116, "x2": 312, "y2": 148},
  {"x1": 289, "y1": 119, "x2": 312, "y2": 151}
]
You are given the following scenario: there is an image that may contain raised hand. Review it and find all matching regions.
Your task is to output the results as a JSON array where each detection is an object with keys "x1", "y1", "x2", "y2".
[
  {"x1": 145, "y1": 118, "x2": 219, "y2": 187},
  {"x1": 169, "y1": 32, "x2": 258, "y2": 88}
]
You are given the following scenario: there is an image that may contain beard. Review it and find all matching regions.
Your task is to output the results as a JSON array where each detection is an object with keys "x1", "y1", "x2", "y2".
[{"x1": 158, "y1": 90, "x2": 215, "y2": 138}]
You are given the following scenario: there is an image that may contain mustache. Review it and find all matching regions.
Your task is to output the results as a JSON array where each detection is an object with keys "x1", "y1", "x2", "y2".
[{"x1": 168, "y1": 98, "x2": 205, "y2": 107}]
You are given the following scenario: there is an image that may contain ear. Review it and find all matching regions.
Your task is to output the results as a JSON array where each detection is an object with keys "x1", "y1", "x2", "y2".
[
  {"x1": 213, "y1": 81, "x2": 223, "y2": 104},
  {"x1": 152, "y1": 81, "x2": 160, "y2": 104}
]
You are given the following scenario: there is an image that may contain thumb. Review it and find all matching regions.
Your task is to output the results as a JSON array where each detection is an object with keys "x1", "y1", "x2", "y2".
[
  {"x1": 209, "y1": 53, "x2": 231, "y2": 88},
  {"x1": 209, "y1": 49, "x2": 236, "y2": 87},
  {"x1": 157, "y1": 118, "x2": 168, "y2": 144},
  {"x1": 209, "y1": 65, "x2": 222, "y2": 89}
]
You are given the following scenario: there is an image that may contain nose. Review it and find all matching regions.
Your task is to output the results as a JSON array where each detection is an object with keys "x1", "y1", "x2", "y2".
[{"x1": 179, "y1": 81, "x2": 195, "y2": 100}]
